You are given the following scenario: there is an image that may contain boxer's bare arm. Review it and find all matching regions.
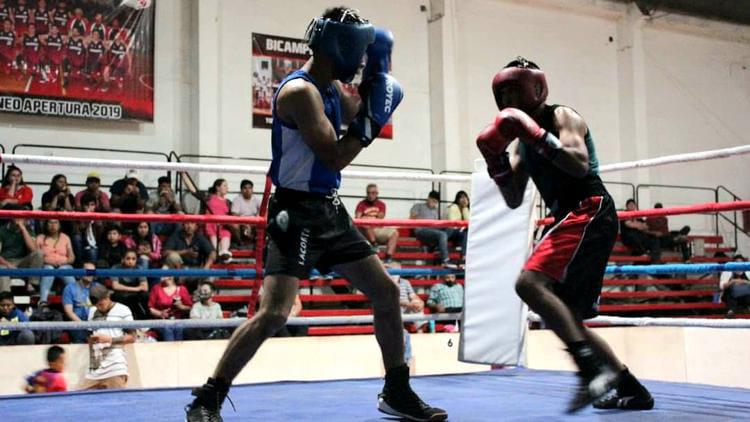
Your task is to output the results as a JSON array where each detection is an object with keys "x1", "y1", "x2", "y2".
[
  {"x1": 551, "y1": 107, "x2": 590, "y2": 178},
  {"x1": 334, "y1": 81, "x2": 361, "y2": 125},
  {"x1": 277, "y1": 79, "x2": 363, "y2": 172},
  {"x1": 498, "y1": 140, "x2": 530, "y2": 209}
]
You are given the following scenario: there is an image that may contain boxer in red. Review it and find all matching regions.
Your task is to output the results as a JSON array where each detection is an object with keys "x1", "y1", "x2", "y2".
[{"x1": 476, "y1": 57, "x2": 654, "y2": 413}]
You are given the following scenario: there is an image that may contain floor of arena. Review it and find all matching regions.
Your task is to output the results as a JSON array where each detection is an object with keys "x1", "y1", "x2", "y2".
[{"x1": 2, "y1": 368, "x2": 749, "y2": 421}]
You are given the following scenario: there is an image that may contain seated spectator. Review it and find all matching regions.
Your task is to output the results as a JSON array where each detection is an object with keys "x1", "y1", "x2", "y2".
[
  {"x1": 80, "y1": 284, "x2": 135, "y2": 390},
  {"x1": 445, "y1": 190, "x2": 470, "y2": 261},
  {"x1": 110, "y1": 249, "x2": 149, "y2": 320},
  {"x1": 720, "y1": 254, "x2": 750, "y2": 316},
  {"x1": 410, "y1": 191, "x2": 462, "y2": 269},
  {"x1": 0, "y1": 165, "x2": 33, "y2": 210},
  {"x1": 125, "y1": 221, "x2": 162, "y2": 270},
  {"x1": 186, "y1": 281, "x2": 227, "y2": 340},
  {"x1": 426, "y1": 273, "x2": 464, "y2": 314},
  {"x1": 37, "y1": 219, "x2": 76, "y2": 305},
  {"x1": 110, "y1": 170, "x2": 147, "y2": 232},
  {"x1": 148, "y1": 271, "x2": 192, "y2": 341},
  {"x1": 163, "y1": 221, "x2": 217, "y2": 286},
  {"x1": 96, "y1": 224, "x2": 127, "y2": 269},
  {"x1": 72, "y1": 194, "x2": 105, "y2": 266},
  {"x1": 231, "y1": 179, "x2": 261, "y2": 245},
  {"x1": 646, "y1": 202, "x2": 691, "y2": 261},
  {"x1": 74, "y1": 171, "x2": 111, "y2": 212},
  {"x1": 25, "y1": 345, "x2": 67, "y2": 393},
  {"x1": 146, "y1": 176, "x2": 181, "y2": 236},
  {"x1": 204, "y1": 178, "x2": 233, "y2": 262},
  {"x1": 0, "y1": 291, "x2": 35, "y2": 345},
  {"x1": 62, "y1": 261, "x2": 99, "y2": 344},
  {"x1": 0, "y1": 218, "x2": 44, "y2": 293},
  {"x1": 392, "y1": 273, "x2": 422, "y2": 363},
  {"x1": 355, "y1": 183, "x2": 399, "y2": 264},
  {"x1": 620, "y1": 199, "x2": 661, "y2": 263},
  {"x1": 41, "y1": 174, "x2": 76, "y2": 236}
]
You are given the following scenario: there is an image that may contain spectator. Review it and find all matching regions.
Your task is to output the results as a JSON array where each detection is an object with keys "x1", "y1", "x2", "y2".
[
  {"x1": 25, "y1": 345, "x2": 67, "y2": 393},
  {"x1": 426, "y1": 273, "x2": 464, "y2": 314},
  {"x1": 204, "y1": 178, "x2": 233, "y2": 262},
  {"x1": 37, "y1": 219, "x2": 76, "y2": 305},
  {"x1": 186, "y1": 281, "x2": 227, "y2": 340},
  {"x1": 620, "y1": 199, "x2": 661, "y2": 263},
  {"x1": 146, "y1": 176, "x2": 181, "y2": 236},
  {"x1": 0, "y1": 165, "x2": 33, "y2": 210},
  {"x1": 231, "y1": 179, "x2": 261, "y2": 244},
  {"x1": 110, "y1": 249, "x2": 149, "y2": 320},
  {"x1": 0, "y1": 218, "x2": 44, "y2": 293},
  {"x1": 0, "y1": 291, "x2": 35, "y2": 345},
  {"x1": 79, "y1": 284, "x2": 135, "y2": 390},
  {"x1": 148, "y1": 271, "x2": 192, "y2": 341},
  {"x1": 410, "y1": 191, "x2": 461, "y2": 269},
  {"x1": 40, "y1": 174, "x2": 75, "y2": 236},
  {"x1": 646, "y1": 202, "x2": 691, "y2": 261},
  {"x1": 445, "y1": 190, "x2": 470, "y2": 262},
  {"x1": 62, "y1": 261, "x2": 99, "y2": 344},
  {"x1": 392, "y1": 272, "x2": 422, "y2": 364},
  {"x1": 96, "y1": 224, "x2": 127, "y2": 269},
  {"x1": 74, "y1": 171, "x2": 111, "y2": 212},
  {"x1": 72, "y1": 194, "x2": 104, "y2": 266},
  {"x1": 163, "y1": 221, "x2": 216, "y2": 272},
  {"x1": 720, "y1": 254, "x2": 750, "y2": 316},
  {"x1": 125, "y1": 221, "x2": 162, "y2": 272},
  {"x1": 355, "y1": 183, "x2": 399, "y2": 264},
  {"x1": 109, "y1": 170, "x2": 147, "y2": 232}
]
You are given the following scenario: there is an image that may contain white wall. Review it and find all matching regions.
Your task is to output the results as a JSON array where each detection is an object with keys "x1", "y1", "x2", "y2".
[{"x1": 0, "y1": 0, "x2": 747, "y2": 232}]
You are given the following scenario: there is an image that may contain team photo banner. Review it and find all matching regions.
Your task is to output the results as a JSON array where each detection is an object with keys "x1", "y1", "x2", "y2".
[
  {"x1": 0, "y1": 0, "x2": 155, "y2": 121},
  {"x1": 251, "y1": 32, "x2": 393, "y2": 138}
]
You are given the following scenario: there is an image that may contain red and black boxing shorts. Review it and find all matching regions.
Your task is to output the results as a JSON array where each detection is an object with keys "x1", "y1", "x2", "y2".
[
  {"x1": 524, "y1": 194, "x2": 618, "y2": 319},
  {"x1": 264, "y1": 187, "x2": 376, "y2": 280}
]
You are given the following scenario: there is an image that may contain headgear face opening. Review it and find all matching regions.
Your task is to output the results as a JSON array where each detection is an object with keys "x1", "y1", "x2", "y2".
[
  {"x1": 305, "y1": 9, "x2": 375, "y2": 83},
  {"x1": 492, "y1": 57, "x2": 548, "y2": 112}
]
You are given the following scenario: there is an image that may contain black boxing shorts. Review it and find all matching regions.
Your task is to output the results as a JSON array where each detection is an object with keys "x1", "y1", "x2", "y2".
[
  {"x1": 264, "y1": 187, "x2": 375, "y2": 280},
  {"x1": 524, "y1": 194, "x2": 618, "y2": 319}
]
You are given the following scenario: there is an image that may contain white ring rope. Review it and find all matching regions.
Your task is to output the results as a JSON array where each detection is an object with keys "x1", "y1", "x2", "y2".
[
  {"x1": 0, "y1": 313, "x2": 461, "y2": 331},
  {"x1": 528, "y1": 313, "x2": 750, "y2": 329},
  {"x1": 4, "y1": 143, "x2": 750, "y2": 183}
]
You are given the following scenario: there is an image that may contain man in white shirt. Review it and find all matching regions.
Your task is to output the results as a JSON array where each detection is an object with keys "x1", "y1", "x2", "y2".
[
  {"x1": 231, "y1": 179, "x2": 261, "y2": 244},
  {"x1": 79, "y1": 284, "x2": 135, "y2": 390}
]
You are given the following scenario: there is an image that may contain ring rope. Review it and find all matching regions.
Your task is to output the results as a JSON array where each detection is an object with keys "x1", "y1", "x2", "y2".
[
  {"x1": 527, "y1": 314, "x2": 750, "y2": 329},
  {"x1": 3, "y1": 143, "x2": 750, "y2": 183},
  {"x1": 0, "y1": 267, "x2": 462, "y2": 278},
  {"x1": 0, "y1": 312, "x2": 462, "y2": 331}
]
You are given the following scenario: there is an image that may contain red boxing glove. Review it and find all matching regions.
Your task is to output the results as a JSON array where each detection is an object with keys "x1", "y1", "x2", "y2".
[
  {"x1": 476, "y1": 118, "x2": 513, "y2": 185},
  {"x1": 497, "y1": 108, "x2": 562, "y2": 160}
]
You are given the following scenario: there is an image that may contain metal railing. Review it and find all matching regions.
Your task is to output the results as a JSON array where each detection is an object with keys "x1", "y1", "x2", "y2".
[{"x1": 716, "y1": 185, "x2": 748, "y2": 251}]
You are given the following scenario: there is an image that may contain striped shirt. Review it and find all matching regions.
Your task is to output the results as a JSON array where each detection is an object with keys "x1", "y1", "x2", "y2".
[
  {"x1": 398, "y1": 279, "x2": 416, "y2": 313},
  {"x1": 86, "y1": 302, "x2": 132, "y2": 380},
  {"x1": 427, "y1": 283, "x2": 464, "y2": 309}
]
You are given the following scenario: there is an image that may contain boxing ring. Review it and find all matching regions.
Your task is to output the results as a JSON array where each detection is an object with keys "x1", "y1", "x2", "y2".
[{"x1": 1, "y1": 146, "x2": 750, "y2": 420}]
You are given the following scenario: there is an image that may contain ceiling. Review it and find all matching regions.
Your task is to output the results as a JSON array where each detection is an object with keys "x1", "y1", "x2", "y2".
[{"x1": 613, "y1": 0, "x2": 750, "y2": 26}]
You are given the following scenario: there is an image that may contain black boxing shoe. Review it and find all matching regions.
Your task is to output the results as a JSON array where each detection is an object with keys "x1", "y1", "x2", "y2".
[
  {"x1": 594, "y1": 368, "x2": 654, "y2": 411},
  {"x1": 378, "y1": 365, "x2": 448, "y2": 421},
  {"x1": 566, "y1": 342, "x2": 620, "y2": 413},
  {"x1": 185, "y1": 377, "x2": 233, "y2": 422}
]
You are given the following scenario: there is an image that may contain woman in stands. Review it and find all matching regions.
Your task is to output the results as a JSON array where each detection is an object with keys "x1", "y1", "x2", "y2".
[
  {"x1": 41, "y1": 174, "x2": 75, "y2": 236},
  {"x1": 0, "y1": 165, "x2": 33, "y2": 210},
  {"x1": 148, "y1": 270, "x2": 192, "y2": 341},
  {"x1": 446, "y1": 190, "x2": 470, "y2": 267},
  {"x1": 203, "y1": 179, "x2": 233, "y2": 262},
  {"x1": 37, "y1": 219, "x2": 76, "y2": 306},
  {"x1": 126, "y1": 221, "x2": 162, "y2": 287}
]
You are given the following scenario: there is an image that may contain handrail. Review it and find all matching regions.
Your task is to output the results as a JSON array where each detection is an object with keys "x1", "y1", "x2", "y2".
[
  {"x1": 716, "y1": 185, "x2": 747, "y2": 250},
  {"x1": 636, "y1": 183, "x2": 720, "y2": 237},
  {"x1": 438, "y1": 170, "x2": 472, "y2": 216}
]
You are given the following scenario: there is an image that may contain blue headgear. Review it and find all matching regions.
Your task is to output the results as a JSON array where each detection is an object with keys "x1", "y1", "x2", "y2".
[{"x1": 304, "y1": 11, "x2": 375, "y2": 83}]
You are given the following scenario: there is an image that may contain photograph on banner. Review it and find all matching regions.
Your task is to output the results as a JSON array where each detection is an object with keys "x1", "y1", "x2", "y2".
[
  {"x1": 0, "y1": 0, "x2": 155, "y2": 121},
  {"x1": 251, "y1": 32, "x2": 393, "y2": 139}
]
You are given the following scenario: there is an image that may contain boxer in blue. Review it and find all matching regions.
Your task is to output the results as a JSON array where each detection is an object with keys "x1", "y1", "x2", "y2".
[{"x1": 186, "y1": 7, "x2": 446, "y2": 422}]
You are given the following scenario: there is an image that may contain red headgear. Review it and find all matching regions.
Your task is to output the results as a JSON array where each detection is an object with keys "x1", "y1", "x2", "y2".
[{"x1": 492, "y1": 58, "x2": 548, "y2": 112}]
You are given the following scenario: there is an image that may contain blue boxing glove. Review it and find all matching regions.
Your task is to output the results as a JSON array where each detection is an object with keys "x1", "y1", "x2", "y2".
[
  {"x1": 347, "y1": 72, "x2": 403, "y2": 147},
  {"x1": 362, "y1": 28, "x2": 393, "y2": 80}
]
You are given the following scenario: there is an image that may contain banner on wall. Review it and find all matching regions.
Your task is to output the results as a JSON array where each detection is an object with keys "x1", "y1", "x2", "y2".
[
  {"x1": 0, "y1": 0, "x2": 155, "y2": 121},
  {"x1": 251, "y1": 32, "x2": 393, "y2": 138}
]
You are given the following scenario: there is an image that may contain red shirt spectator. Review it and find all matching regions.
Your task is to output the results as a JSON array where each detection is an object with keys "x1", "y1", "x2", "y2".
[
  {"x1": 25, "y1": 345, "x2": 67, "y2": 393},
  {"x1": 149, "y1": 275, "x2": 192, "y2": 319},
  {"x1": 0, "y1": 165, "x2": 33, "y2": 209},
  {"x1": 356, "y1": 197, "x2": 386, "y2": 219}
]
